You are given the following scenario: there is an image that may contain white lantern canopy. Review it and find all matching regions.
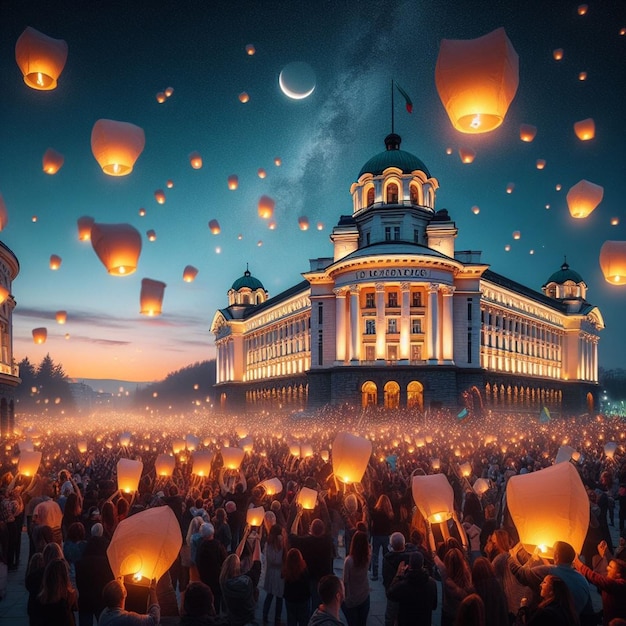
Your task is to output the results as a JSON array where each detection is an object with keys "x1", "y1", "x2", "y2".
[{"x1": 332, "y1": 432, "x2": 372, "y2": 484}]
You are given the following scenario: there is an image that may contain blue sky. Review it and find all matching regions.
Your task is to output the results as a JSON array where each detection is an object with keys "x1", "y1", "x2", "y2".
[{"x1": 1, "y1": 0, "x2": 624, "y2": 381}]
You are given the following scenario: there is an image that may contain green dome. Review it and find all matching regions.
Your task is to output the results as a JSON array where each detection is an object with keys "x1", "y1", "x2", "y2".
[
  {"x1": 544, "y1": 261, "x2": 585, "y2": 286},
  {"x1": 231, "y1": 268, "x2": 264, "y2": 291},
  {"x1": 358, "y1": 133, "x2": 430, "y2": 178}
]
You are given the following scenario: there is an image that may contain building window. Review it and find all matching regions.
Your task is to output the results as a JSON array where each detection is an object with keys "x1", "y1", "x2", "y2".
[
  {"x1": 385, "y1": 227, "x2": 391, "y2": 241},
  {"x1": 388, "y1": 292, "x2": 398, "y2": 307},
  {"x1": 467, "y1": 330, "x2": 472, "y2": 363},
  {"x1": 365, "y1": 319, "x2": 376, "y2": 335},
  {"x1": 366, "y1": 187, "x2": 375, "y2": 207},
  {"x1": 412, "y1": 292, "x2": 422, "y2": 307},
  {"x1": 414, "y1": 229, "x2": 419, "y2": 244},
  {"x1": 411, "y1": 319, "x2": 422, "y2": 334},
  {"x1": 318, "y1": 330, "x2": 323, "y2": 365},
  {"x1": 387, "y1": 345, "x2": 398, "y2": 360},
  {"x1": 411, "y1": 345, "x2": 422, "y2": 361},
  {"x1": 410, "y1": 185, "x2": 419, "y2": 204},
  {"x1": 387, "y1": 183, "x2": 398, "y2": 203},
  {"x1": 365, "y1": 232, "x2": 370, "y2": 245},
  {"x1": 317, "y1": 302, "x2": 323, "y2": 325},
  {"x1": 365, "y1": 345, "x2": 375, "y2": 361},
  {"x1": 467, "y1": 298, "x2": 472, "y2": 321},
  {"x1": 387, "y1": 318, "x2": 398, "y2": 334},
  {"x1": 365, "y1": 293, "x2": 375, "y2": 308},
  {"x1": 393, "y1": 226, "x2": 400, "y2": 240}
]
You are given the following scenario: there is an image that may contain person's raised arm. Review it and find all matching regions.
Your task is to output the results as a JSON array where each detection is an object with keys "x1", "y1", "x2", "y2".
[
  {"x1": 290, "y1": 503, "x2": 304, "y2": 535},
  {"x1": 235, "y1": 523, "x2": 251, "y2": 558},
  {"x1": 238, "y1": 469, "x2": 247, "y2": 493}
]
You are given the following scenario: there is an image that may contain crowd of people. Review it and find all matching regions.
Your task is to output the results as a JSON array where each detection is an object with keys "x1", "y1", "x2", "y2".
[{"x1": 0, "y1": 405, "x2": 625, "y2": 626}]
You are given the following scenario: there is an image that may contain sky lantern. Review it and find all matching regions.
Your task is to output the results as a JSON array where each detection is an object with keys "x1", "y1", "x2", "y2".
[
  {"x1": 535, "y1": 159, "x2": 546, "y2": 170},
  {"x1": 553, "y1": 48, "x2": 564, "y2": 61},
  {"x1": 189, "y1": 151, "x2": 203, "y2": 169},
  {"x1": 140, "y1": 278, "x2": 166, "y2": 316},
  {"x1": 506, "y1": 462, "x2": 589, "y2": 557},
  {"x1": 320, "y1": 450, "x2": 330, "y2": 462},
  {"x1": 77, "y1": 440, "x2": 88, "y2": 454},
  {"x1": 228, "y1": 175, "x2": 239, "y2": 190},
  {"x1": 506, "y1": 183, "x2": 515, "y2": 194},
  {"x1": 239, "y1": 92, "x2": 250, "y2": 103},
  {"x1": 258, "y1": 195, "x2": 275, "y2": 219},
  {"x1": 155, "y1": 454, "x2": 175, "y2": 477},
  {"x1": 77, "y1": 216, "x2": 94, "y2": 241},
  {"x1": 107, "y1": 506, "x2": 182, "y2": 583},
  {"x1": 49, "y1": 254, "x2": 62, "y2": 270},
  {"x1": 268, "y1": 220, "x2": 277, "y2": 230},
  {"x1": 332, "y1": 432, "x2": 372, "y2": 484},
  {"x1": 471, "y1": 205, "x2": 480, "y2": 215},
  {"x1": 519, "y1": 124, "x2": 537, "y2": 142},
  {"x1": 473, "y1": 478, "x2": 490, "y2": 496},
  {"x1": 297, "y1": 487, "x2": 318, "y2": 510},
  {"x1": 289, "y1": 443, "x2": 301, "y2": 457},
  {"x1": 209, "y1": 219, "x2": 221, "y2": 235},
  {"x1": 555, "y1": 444, "x2": 575, "y2": 464},
  {"x1": 578, "y1": 71, "x2": 587, "y2": 81},
  {"x1": 191, "y1": 451, "x2": 213, "y2": 476},
  {"x1": 156, "y1": 92, "x2": 166, "y2": 103},
  {"x1": 164, "y1": 87, "x2": 174, "y2": 97},
  {"x1": 154, "y1": 190, "x2": 166, "y2": 204},
  {"x1": 298, "y1": 216, "x2": 310, "y2": 231},
  {"x1": 316, "y1": 222, "x2": 324, "y2": 231},
  {"x1": 146, "y1": 229, "x2": 156, "y2": 242},
  {"x1": 604, "y1": 442, "x2": 618, "y2": 459},
  {"x1": 435, "y1": 27, "x2": 519, "y2": 134},
  {"x1": 574, "y1": 118, "x2": 595, "y2": 141},
  {"x1": 611, "y1": 218, "x2": 619, "y2": 226},
  {"x1": 257, "y1": 168, "x2": 266, "y2": 179},
  {"x1": 259, "y1": 477, "x2": 283, "y2": 496},
  {"x1": 245, "y1": 44, "x2": 255, "y2": 55},
  {"x1": 32, "y1": 327, "x2": 47, "y2": 344},
  {"x1": 458, "y1": 148, "x2": 475, "y2": 164},
  {"x1": 185, "y1": 434, "x2": 199, "y2": 451},
  {"x1": 577, "y1": 4, "x2": 588, "y2": 15},
  {"x1": 221, "y1": 447, "x2": 244, "y2": 470},
  {"x1": 599, "y1": 241, "x2": 626, "y2": 285},
  {"x1": 172, "y1": 438, "x2": 185, "y2": 454},
  {"x1": 119, "y1": 432, "x2": 131, "y2": 447},
  {"x1": 55, "y1": 311, "x2": 67, "y2": 324},
  {"x1": 183, "y1": 265, "x2": 198, "y2": 282},
  {"x1": 459, "y1": 462, "x2": 472, "y2": 477},
  {"x1": 116, "y1": 458, "x2": 143, "y2": 494},
  {"x1": 18, "y1": 450, "x2": 42, "y2": 477},
  {"x1": 246, "y1": 506, "x2": 265, "y2": 527},
  {"x1": 15, "y1": 27, "x2": 68, "y2": 90},
  {"x1": 274, "y1": 157, "x2": 282, "y2": 166},
  {"x1": 0, "y1": 194, "x2": 7, "y2": 231},
  {"x1": 91, "y1": 119, "x2": 145, "y2": 176},
  {"x1": 566, "y1": 179, "x2": 603, "y2": 218},
  {"x1": 42, "y1": 148, "x2": 64, "y2": 174},
  {"x1": 512, "y1": 231, "x2": 521, "y2": 240},
  {"x1": 91, "y1": 222, "x2": 142, "y2": 276}
]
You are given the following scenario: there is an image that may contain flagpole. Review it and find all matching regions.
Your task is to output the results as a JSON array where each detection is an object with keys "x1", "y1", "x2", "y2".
[{"x1": 391, "y1": 79, "x2": 395, "y2": 134}]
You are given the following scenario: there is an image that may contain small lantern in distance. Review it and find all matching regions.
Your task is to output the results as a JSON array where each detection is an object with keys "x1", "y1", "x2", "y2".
[
  {"x1": 258, "y1": 195, "x2": 275, "y2": 219},
  {"x1": 91, "y1": 119, "x2": 145, "y2": 176},
  {"x1": 228, "y1": 175, "x2": 239, "y2": 190},
  {"x1": 574, "y1": 118, "x2": 595, "y2": 141},
  {"x1": 55, "y1": 311, "x2": 67, "y2": 324},
  {"x1": 183, "y1": 265, "x2": 198, "y2": 282},
  {"x1": 519, "y1": 124, "x2": 537, "y2": 142},
  {"x1": 32, "y1": 328, "x2": 47, "y2": 344},
  {"x1": 209, "y1": 220, "x2": 221, "y2": 235},
  {"x1": 91, "y1": 222, "x2": 142, "y2": 276},
  {"x1": 140, "y1": 278, "x2": 166, "y2": 316},
  {"x1": 49, "y1": 254, "x2": 62, "y2": 270},
  {"x1": 15, "y1": 27, "x2": 68, "y2": 90},
  {"x1": 599, "y1": 241, "x2": 626, "y2": 285},
  {"x1": 77, "y1": 216, "x2": 95, "y2": 241},
  {"x1": 42, "y1": 148, "x2": 64, "y2": 174},
  {"x1": 189, "y1": 152, "x2": 203, "y2": 169}
]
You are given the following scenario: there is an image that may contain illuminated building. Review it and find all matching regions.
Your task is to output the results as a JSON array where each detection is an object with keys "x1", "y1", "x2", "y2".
[
  {"x1": 211, "y1": 135, "x2": 603, "y2": 413},
  {"x1": 0, "y1": 241, "x2": 20, "y2": 436}
]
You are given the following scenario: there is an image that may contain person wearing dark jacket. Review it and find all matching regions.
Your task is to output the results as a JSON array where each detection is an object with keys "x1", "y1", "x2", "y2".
[
  {"x1": 386, "y1": 552, "x2": 437, "y2": 626},
  {"x1": 382, "y1": 532, "x2": 414, "y2": 626},
  {"x1": 196, "y1": 523, "x2": 228, "y2": 615},
  {"x1": 307, "y1": 575, "x2": 345, "y2": 626}
]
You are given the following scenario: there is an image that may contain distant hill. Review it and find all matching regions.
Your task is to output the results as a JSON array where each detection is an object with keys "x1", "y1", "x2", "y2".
[{"x1": 70, "y1": 378, "x2": 153, "y2": 395}]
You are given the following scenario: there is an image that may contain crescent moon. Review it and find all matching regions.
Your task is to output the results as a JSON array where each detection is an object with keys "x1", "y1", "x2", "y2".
[{"x1": 279, "y1": 69, "x2": 315, "y2": 100}]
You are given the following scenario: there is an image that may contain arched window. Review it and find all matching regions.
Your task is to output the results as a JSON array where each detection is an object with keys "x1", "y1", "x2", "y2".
[
  {"x1": 384, "y1": 381, "x2": 400, "y2": 409},
  {"x1": 242, "y1": 294, "x2": 250, "y2": 304},
  {"x1": 386, "y1": 183, "x2": 399, "y2": 204},
  {"x1": 410, "y1": 184, "x2": 419, "y2": 205},
  {"x1": 361, "y1": 381, "x2": 377, "y2": 407},
  {"x1": 366, "y1": 187, "x2": 375, "y2": 207},
  {"x1": 407, "y1": 381, "x2": 424, "y2": 410}
]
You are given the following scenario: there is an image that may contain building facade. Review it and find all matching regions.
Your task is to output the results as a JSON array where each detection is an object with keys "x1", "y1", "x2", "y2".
[
  {"x1": 0, "y1": 241, "x2": 20, "y2": 436},
  {"x1": 211, "y1": 135, "x2": 603, "y2": 414}
]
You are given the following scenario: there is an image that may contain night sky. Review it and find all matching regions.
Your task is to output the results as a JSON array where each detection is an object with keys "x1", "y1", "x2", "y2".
[{"x1": 1, "y1": 0, "x2": 625, "y2": 382}]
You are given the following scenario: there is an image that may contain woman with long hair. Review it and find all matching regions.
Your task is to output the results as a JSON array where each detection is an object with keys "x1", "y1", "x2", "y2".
[
  {"x1": 283, "y1": 548, "x2": 310, "y2": 626},
  {"x1": 454, "y1": 593, "x2": 486, "y2": 626},
  {"x1": 100, "y1": 500, "x2": 117, "y2": 541},
  {"x1": 30, "y1": 558, "x2": 78, "y2": 626},
  {"x1": 369, "y1": 494, "x2": 394, "y2": 581},
  {"x1": 527, "y1": 575, "x2": 580, "y2": 626},
  {"x1": 61, "y1": 493, "x2": 82, "y2": 541},
  {"x1": 471, "y1": 557, "x2": 509, "y2": 626},
  {"x1": 263, "y1": 524, "x2": 286, "y2": 624},
  {"x1": 435, "y1": 547, "x2": 474, "y2": 626},
  {"x1": 342, "y1": 530, "x2": 371, "y2": 626}
]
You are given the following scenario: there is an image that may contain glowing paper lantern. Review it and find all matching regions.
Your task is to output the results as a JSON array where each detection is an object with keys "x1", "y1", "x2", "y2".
[
  {"x1": 209, "y1": 220, "x2": 221, "y2": 235},
  {"x1": 18, "y1": 450, "x2": 42, "y2": 476},
  {"x1": 578, "y1": 72, "x2": 587, "y2": 81},
  {"x1": 191, "y1": 451, "x2": 213, "y2": 477},
  {"x1": 258, "y1": 195, "x2": 275, "y2": 219},
  {"x1": 221, "y1": 447, "x2": 244, "y2": 470},
  {"x1": 472, "y1": 206, "x2": 480, "y2": 215},
  {"x1": 274, "y1": 157, "x2": 282, "y2": 166},
  {"x1": 146, "y1": 230, "x2": 156, "y2": 242},
  {"x1": 567, "y1": 179, "x2": 603, "y2": 218},
  {"x1": 107, "y1": 506, "x2": 182, "y2": 582},
  {"x1": 138, "y1": 208, "x2": 146, "y2": 217},
  {"x1": 257, "y1": 168, "x2": 266, "y2": 179},
  {"x1": 116, "y1": 458, "x2": 143, "y2": 494},
  {"x1": 241, "y1": 437, "x2": 254, "y2": 453},
  {"x1": 435, "y1": 27, "x2": 519, "y2": 134},
  {"x1": 459, "y1": 462, "x2": 472, "y2": 477},
  {"x1": 239, "y1": 92, "x2": 250, "y2": 103},
  {"x1": 604, "y1": 442, "x2": 618, "y2": 459},
  {"x1": 316, "y1": 222, "x2": 324, "y2": 231},
  {"x1": 91, "y1": 119, "x2": 145, "y2": 176},
  {"x1": 553, "y1": 48, "x2": 564, "y2": 61},
  {"x1": 42, "y1": 148, "x2": 64, "y2": 174},
  {"x1": 228, "y1": 175, "x2": 239, "y2": 190},
  {"x1": 154, "y1": 454, "x2": 174, "y2": 477},
  {"x1": 119, "y1": 432, "x2": 131, "y2": 447},
  {"x1": 77, "y1": 216, "x2": 95, "y2": 241},
  {"x1": 189, "y1": 152, "x2": 203, "y2": 169},
  {"x1": 245, "y1": 44, "x2": 255, "y2": 56},
  {"x1": 289, "y1": 443, "x2": 300, "y2": 457},
  {"x1": 246, "y1": 506, "x2": 265, "y2": 526},
  {"x1": 259, "y1": 478, "x2": 283, "y2": 496},
  {"x1": 506, "y1": 183, "x2": 515, "y2": 194},
  {"x1": 574, "y1": 118, "x2": 595, "y2": 141},
  {"x1": 298, "y1": 217, "x2": 310, "y2": 231},
  {"x1": 32, "y1": 328, "x2": 47, "y2": 344},
  {"x1": 268, "y1": 220, "x2": 277, "y2": 230},
  {"x1": 156, "y1": 92, "x2": 166, "y2": 103},
  {"x1": 183, "y1": 265, "x2": 198, "y2": 282},
  {"x1": 185, "y1": 434, "x2": 199, "y2": 451},
  {"x1": 459, "y1": 148, "x2": 475, "y2": 164},
  {"x1": 320, "y1": 450, "x2": 329, "y2": 462},
  {"x1": 519, "y1": 124, "x2": 537, "y2": 142},
  {"x1": 300, "y1": 444, "x2": 313, "y2": 458},
  {"x1": 512, "y1": 231, "x2": 521, "y2": 240},
  {"x1": 473, "y1": 478, "x2": 490, "y2": 495},
  {"x1": 15, "y1": 27, "x2": 68, "y2": 90},
  {"x1": 55, "y1": 311, "x2": 67, "y2": 324},
  {"x1": 297, "y1": 487, "x2": 318, "y2": 510},
  {"x1": 49, "y1": 255, "x2": 62, "y2": 270},
  {"x1": 77, "y1": 440, "x2": 88, "y2": 454},
  {"x1": 412, "y1": 473, "x2": 454, "y2": 523},
  {"x1": 172, "y1": 438, "x2": 185, "y2": 454},
  {"x1": 0, "y1": 195, "x2": 7, "y2": 231},
  {"x1": 535, "y1": 159, "x2": 546, "y2": 170},
  {"x1": 506, "y1": 461, "x2": 589, "y2": 557},
  {"x1": 555, "y1": 445, "x2": 575, "y2": 464},
  {"x1": 332, "y1": 432, "x2": 372, "y2": 484},
  {"x1": 165, "y1": 87, "x2": 174, "y2": 98},
  {"x1": 599, "y1": 241, "x2": 626, "y2": 285},
  {"x1": 140, "y1": 278, "x2": 166, "y2": 316},
  {"x1": 578, "y1": 4, "x2": 588, "y2": 15},
  {"x1": 91, "y1": 222, "x2": 142, "y2": 276}
]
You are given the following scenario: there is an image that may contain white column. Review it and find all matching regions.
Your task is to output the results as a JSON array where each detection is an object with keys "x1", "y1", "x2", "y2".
[
  {"x1": 375, "y1": 283, "x2": 386, "y2": 360},
  {"x1": 399, "y1": 282, "x2": 410, "y2": 362},
  {"x1": 442, "y1": 285, "x2": 455, "y2": 363},
  {"x1": 349, "y1": 285, "x2": 360, "y2": 362},
  {"x1": 426, "y1": 284, "x2": 440, "y2": 363},
  {"x1": 334, "y1": 288, "x2": 347, "y2": 363}
]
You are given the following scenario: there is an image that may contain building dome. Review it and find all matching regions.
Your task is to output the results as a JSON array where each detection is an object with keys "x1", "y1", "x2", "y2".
[
  {"x1": 543, "y1": 261, "x2": 584, "y2": 287},
  {"x1": 358, "y1": 133, "x2": 430, "y2": 178},
  {"x1": 231, "y1": 268, "x2": 265, "y2": 291}
]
